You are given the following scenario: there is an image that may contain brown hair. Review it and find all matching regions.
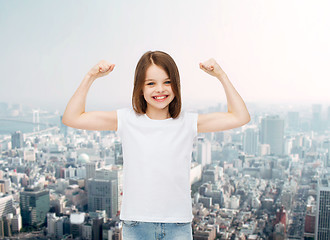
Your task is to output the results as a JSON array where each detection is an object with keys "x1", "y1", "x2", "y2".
[{"x1": 132, "y1": 51, "x2": 182, "y2": 119}]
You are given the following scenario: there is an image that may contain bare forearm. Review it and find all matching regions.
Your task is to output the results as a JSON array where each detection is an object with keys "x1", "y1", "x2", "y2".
[
  {"x1": 62, "y1": 74, "x2": 96, "y2": 124},
  {"x1": 217, "y1": 74, "x2": 250, "y2": 122}
]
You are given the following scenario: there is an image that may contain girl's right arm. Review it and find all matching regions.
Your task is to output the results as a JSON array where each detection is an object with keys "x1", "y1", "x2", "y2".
[{"x1": 61, "y1": 60, "x2": 118, "y2": 131}]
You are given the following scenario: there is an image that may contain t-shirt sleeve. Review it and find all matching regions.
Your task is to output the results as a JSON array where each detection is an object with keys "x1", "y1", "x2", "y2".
[{"x1": 116, "y1": 107, "x2": 130, "y2": 137}]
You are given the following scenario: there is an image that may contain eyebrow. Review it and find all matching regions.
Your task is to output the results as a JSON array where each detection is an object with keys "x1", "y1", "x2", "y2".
[{"x1": 145, "y1": 78, "x2": 170, "y2": 82}]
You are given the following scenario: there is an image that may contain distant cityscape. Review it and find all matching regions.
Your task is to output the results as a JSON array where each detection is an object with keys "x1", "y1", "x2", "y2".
[{"x1": 0, "y1": 101, "x2": 329, "y2": 240}]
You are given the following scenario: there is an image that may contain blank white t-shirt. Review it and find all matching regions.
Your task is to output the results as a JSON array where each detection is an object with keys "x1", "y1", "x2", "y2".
[{"x1": 116, "y1": 107, "x2": 198, "y2": 223}]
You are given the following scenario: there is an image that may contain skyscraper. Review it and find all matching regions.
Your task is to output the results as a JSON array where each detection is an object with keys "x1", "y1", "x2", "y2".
[
  {"x1": 20, "y1": 188, "x2": 50, "y2": 226},
  {"x1": 260, "y1": 116, "x2": 284, "y2": 155},
  {"x1": 86, "y1": 162, "x2": 96, "y2": 179},
  {"x1": 324, "y1": 140, "x2": 330, "y2": 168},
  {"x1": 0, "y1": 195, "x2": 13, "y2": 218},
  {"x1": 287, "y1": 111, "x2": 300, "y2": 131},
  {"x1": 243, "y1": 127, "x2": 258, "y2": 155},
  {"x1": 312, "y1": 104, "x2": 322, "y2": 132},
  {"x1": 197, "y1": 137, "x2": 212, "y2": 166},
  {"x1": 87, "y1": 178, "x2": 118, "y2": 218},
  {"x1": 114, "y1": 140, "x2": 122, "y2": 165},
  {"x1": 95, "y1": 167, "x2": 123, "y2": 209},
  {"x1": 11, "y1": 131, "x2": 23, "y2": 149},
  {"x1": 70, "y1": 213, "x2": 85, "y2": 239},
  {"x1": 315, "y1": 177, "x2": 330, "y2": 239}
]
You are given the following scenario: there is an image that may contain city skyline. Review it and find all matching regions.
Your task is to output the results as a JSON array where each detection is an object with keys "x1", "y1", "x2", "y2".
[
  {"x1": 1, "y1": 0, "x2": 330, "y2": 113},
  {"x1": 0, "y1": 100, "x2": 329, "y2": 238},
  {"x1": 1, "y1": 100, "x2": 330, "y2": 137}
]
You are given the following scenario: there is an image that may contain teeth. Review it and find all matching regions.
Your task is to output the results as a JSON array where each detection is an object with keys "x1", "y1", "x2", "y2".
[{"x1": 154, "y1": 96, "x2": 166, "y2": 99}]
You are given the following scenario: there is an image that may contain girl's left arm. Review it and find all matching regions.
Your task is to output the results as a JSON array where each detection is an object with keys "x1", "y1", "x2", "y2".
[{"x1": 197, "y1": 58, "x2": 250, "y2": 133}]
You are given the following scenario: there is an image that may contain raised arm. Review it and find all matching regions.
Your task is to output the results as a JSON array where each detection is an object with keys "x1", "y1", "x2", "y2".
[
  {"x1": 61, "y1": 60, "x2": 118, "y2": 131},
  {"x1": 197, "y1": 58, "x2": 250, "y2": 133}
]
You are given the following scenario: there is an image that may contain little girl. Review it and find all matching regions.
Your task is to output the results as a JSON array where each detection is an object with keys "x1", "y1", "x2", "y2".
[{"x1": 62, "y1": 51, "x2": 250, "y2": 240}]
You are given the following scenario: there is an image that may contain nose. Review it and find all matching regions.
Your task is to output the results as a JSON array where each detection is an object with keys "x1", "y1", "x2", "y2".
[{"x1": 155, "y1": 84, "x2": 165, "y2": 93}]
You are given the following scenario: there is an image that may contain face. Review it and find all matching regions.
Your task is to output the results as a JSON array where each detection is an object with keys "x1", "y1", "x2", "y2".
[{"x1": 142, "y1": 64, "x2": 175, "y2": 113}]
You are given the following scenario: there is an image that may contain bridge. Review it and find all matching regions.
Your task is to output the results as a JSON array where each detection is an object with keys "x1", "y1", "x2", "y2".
[
  {"x1": 0, "y1": 118, "x2": 55, "y2": 126},
  {"x1": 0, "y1": 126, "x2": 60, "y2": 142}
]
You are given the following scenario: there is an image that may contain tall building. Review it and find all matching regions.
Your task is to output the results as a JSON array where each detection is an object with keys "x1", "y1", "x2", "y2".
[
  {"x1": 60, "y1": 115, "x2": 68, "y2": 137},
  {"x1": 11, "y1": 214, "x2": 22, "y2": 233},
  {"x1": 304, "y1": 200, "x2": 316, "y2": 238},
  {"x1": 287, "y1": 111, "x2": 300, "y2": 131},
  {"x1": 56, "y1": 217, "x2": 64, "y2": 239},
  {"x1": 87, "y1": 178, "x2": 118, "y2": 218},
  {"x1": 47, "y1": 213, "x2": 57, "y2": 237},
  {"x1": 324, "y1": 140, "x2": 330, "y2": 168},
  {"x1": 95, "y1": 166, "x2": 122, "y2": 214},
  {"x1": 258, "y1": 144, "x2": 270, "y2": 156},
  {"x1": 11, "y1": 131, "x2": 23, "y2": 149},
  {"x1": 86, "y1": 162, "x2": 96, "y2": 179},
  {"x1": 114, "y1": 140, "x2": 123, "y2": 165},
  {"x1": 315, "y1": 177, "x2": 330, "y2": 239},
  {"x1": 102, "y1": 222, "x2": 114, "y2": 240},
  {"x1": 70, "y1": 213, "x2": 85, "y2": 239},
  {"x1": 92, "y1": 217, "x2": 104, "y2": 240},
  {"x1": 243, "y1": 127, "x2": 258, "y2": 155},
  {"x1": 0, "y1": 220, "x2": 3, "y2": 238},
  {"x1": 0, "y1": 179, "x2": 11, "y2": 194},
  {"x1": 260, "y1": 116, "x2": 284, "y2": 155},
  {"x1": 0, "y1": 195, "x2": 13, "y2": 218},
  {"x1": 274, "y1": 206, "x2": 287, "y2": 232},
  {"x1": 63, "y1": 216, "x2": 70, "y2": 236},
  {"x1": 82, "y1": 223, "x2": 92, "y2": 240},
  {"x1": 2, "y1": 216, "x2": 11, "y2": 237},
  {"x1": 197, "y1": 137, "x2": 211, "y2": 166},
  {"x1": 312, "y1": 104, "x2": 322, "y2": 132},
  {"x1": 20, "y1": 188, "x2": 50, "y2": 226}
]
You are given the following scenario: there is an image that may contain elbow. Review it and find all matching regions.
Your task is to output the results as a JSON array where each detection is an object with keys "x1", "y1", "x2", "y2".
[
  {"x1": 62, "y1": 119, "x2": 68, "y2": 127},
  {"x1": 61, "y1": 116, "x2": 71, "y2": 127},
  {"x1": 237, "y1": 113, "x2": 251, "y2": 128},
  {"x1": 62, "y1": 113, "x2": 83, "y2": 128},
  {"x1": 245, "y1": 113, "x2": 251, "y2": 125}
]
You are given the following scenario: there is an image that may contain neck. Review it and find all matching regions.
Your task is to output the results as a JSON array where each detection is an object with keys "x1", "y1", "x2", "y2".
[{"x1": 145, "y1": 107, "x2": 171, "y2": 120}]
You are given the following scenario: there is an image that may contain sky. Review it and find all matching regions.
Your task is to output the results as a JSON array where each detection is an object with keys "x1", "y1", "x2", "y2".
[{"x1": 0, "y1": 0, "x2": 329, "y2": 112}]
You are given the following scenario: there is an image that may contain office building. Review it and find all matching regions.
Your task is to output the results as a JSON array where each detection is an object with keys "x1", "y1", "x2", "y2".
[
  {"x1": 86, "y1": 162, "x2": 96, "y2": 179},
  {"x1": 0, "y1": 195, "x2": 13, "y2": 218},
  {"x1": 243, "y1": 127, "x2": 258, "y2": 155},
  {"x1": 87, "y1": 178, "x2": 118, "y2": 218},
  {"x1": 287, "y1": 111, "x2": 300, "y2": 131},
  {"x1": 20, "y1": 188, "x2": 50, "y2": 226},
  {"x1": 197, "y1": 137, "x2": 212, "y2": 166},
  {"x1": 312, "y1": 104, "x2": 322, "y2": 132},
  {"x1": 260, "y1": 116, "x2": 284, "y2": 155},
  {"x1": 315, "y1": 177, "x2": 330, "y2": 239},
  {"x1": 11, "y1": 131, "x2": 23, "y2": 149}
]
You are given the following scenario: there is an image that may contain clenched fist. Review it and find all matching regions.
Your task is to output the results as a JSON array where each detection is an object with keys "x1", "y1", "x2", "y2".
[
  {"x1": 87, "y1": 60, "x2": 115, "y2": 79},
  {"x1": 199, "y1": 58, "x2": 226, "y2": 79}
]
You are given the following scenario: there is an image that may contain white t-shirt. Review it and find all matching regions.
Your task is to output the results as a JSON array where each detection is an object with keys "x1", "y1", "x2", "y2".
[{"x1": 116, "y1": 107, "x2": 198, "y2": 223}]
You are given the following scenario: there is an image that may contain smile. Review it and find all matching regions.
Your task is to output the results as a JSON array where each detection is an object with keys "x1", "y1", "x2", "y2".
[{"x1": 152, "y1": 95, "x2": 169, "y2": 101}]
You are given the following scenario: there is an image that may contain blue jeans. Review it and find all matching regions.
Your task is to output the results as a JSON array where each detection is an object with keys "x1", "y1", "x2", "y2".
[{"x1": 122, "y1": 220, "x2": 193, "y2": 240}]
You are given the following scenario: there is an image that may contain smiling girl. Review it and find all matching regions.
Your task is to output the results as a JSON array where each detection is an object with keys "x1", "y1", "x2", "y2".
[{"x1": 62, "y1": 51, "x2": 250, "y2": 239}]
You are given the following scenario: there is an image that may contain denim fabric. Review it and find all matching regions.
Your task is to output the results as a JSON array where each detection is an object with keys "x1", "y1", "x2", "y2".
[{"x1": 122, "y1": 220, "x2": 193, "y2": 240}]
